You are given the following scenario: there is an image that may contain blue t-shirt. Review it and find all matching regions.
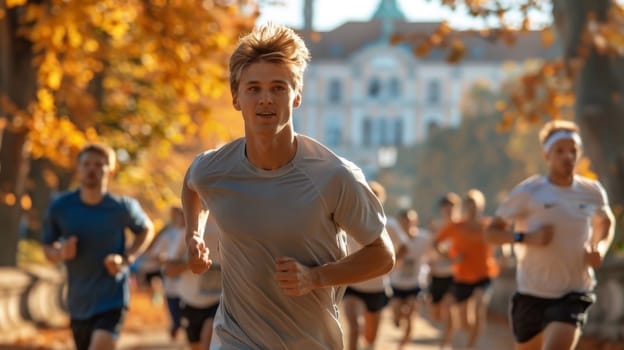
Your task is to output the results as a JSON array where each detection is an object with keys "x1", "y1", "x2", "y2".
[{"x1": 43, "y1": 190, "x2": 150, "y2": 320}]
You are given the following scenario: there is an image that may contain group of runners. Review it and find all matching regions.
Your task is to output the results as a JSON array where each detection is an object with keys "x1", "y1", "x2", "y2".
[{"x1": 41, "y1": 22, "x2": 615, "y2": 350}]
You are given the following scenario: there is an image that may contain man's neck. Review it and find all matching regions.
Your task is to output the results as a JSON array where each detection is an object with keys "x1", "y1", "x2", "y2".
[
  {"x1": 80, "y1": 187, "x2": 106, "y2": 205},
  {"x1": 245, "y1": 133, "x2": 297, "y2": 170},
  {"x1": 548, "y1": 173, "x2": 574, "y2": 187}
]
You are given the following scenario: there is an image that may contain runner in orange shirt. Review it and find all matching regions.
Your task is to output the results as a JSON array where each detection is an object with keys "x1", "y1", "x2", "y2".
[{"x1": 435, "y1": 189, "x2": 499, "y2": 349}]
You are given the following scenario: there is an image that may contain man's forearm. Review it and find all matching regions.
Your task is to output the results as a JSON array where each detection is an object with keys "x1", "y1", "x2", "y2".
[
  {"x1": 163, "y1": 261, "x2": 188, "y2": 277},
  {"x1": 182, "y1": 173, "x2": 201, "y2": 245},
  {"x1": 126, "y1": 222, "x2": 154, "y2": 263},
  {"x1": 43, "y1": 244, "x2": 63, "y2": 264},
  {"x1": 593, "y1": 211, "x2": 615, "y2": 257},
  {"x1": 485, "y1": 217, "x2": 515, "y2": 245},
  {"x1": 312, "y1": 233, "x2": 395, "y2": 288}
]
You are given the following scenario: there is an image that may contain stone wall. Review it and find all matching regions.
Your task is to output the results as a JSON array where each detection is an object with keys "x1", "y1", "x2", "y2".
[
  {"x1": 489, "y1": 259, "x2": 624, "y2": 342},
  {"x1": 0, "y1": 266, "x2": 67, "y2": 343}
]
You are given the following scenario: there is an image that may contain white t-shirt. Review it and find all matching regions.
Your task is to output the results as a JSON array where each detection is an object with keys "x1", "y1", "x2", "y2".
[
  {"x1": 496, "y1": 175, "x2": 610, "y2": 298},
  {"x1": 390, "y1": 229, "x2": 432, "y2": 290},
  {"x1": 167, "y1": 218, "x2": 221, "y2": 308},
  {"x1": 427, "y1": 219, "x2": 454, "y2": 276},
  {"x1": 188, "y1": 135, "x2": 386, "y2": 350},
  {"x1": 145, "y1": 225, "x2": 182, "y2": 296}
]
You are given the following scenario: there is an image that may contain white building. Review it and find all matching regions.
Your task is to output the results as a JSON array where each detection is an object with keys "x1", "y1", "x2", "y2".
[{"x1": 293, "y1": 0, "x2": 556, "y2": 177}]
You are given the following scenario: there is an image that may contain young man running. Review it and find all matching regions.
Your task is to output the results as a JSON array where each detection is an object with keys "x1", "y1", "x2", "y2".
[
  {"x1": 182, "y1": 23, "x2": 395, "y2": 349},
  {"x1": 436, "y1": 189, "x2": 499, "y2": 349},
  {"x1": 487, "y1": 120, "x2": 615, "y2": 350},
  {"x1": 389, "y1": 208, "x2": 432, "y2": 350},
  {"x1": 43, "y1": 143, "x2": 154, "y2": 350}
]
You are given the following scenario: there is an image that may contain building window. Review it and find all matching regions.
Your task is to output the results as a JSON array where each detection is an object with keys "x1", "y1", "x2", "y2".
[
  {"x1": 328, "y1": 79, "x2": 342, "y2": 104},
  {"x1": 362, "y1": 117, "x2": 373, "y2": 147},
  {"x1": 368, "y1": 78, "x2": 381, "y2": 98},
  {"x1": 325, "y1": 116, "x2": 342, "y2": 147},
  {"x1": 388, "y1": 77, "x2": 401, "y2": 98},
  {"x1": 427, "y1": 79, "x2": 441, "y2": 105},
  {"x1": 426, "y1": 117, "x2": 440, "y2": 131},
  {"x1": 394, "y1": 118, "x2": 403, "y2": 146}
]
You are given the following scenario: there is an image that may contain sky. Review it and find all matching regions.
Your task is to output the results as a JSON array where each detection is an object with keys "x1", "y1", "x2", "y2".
[{"x1": 256, "y1": 0, "x2": 553, "y2": 31}]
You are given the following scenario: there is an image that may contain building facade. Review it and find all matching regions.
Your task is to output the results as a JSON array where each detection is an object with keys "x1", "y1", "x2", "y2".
[{"x1": 293, "y1": 0, "x2": 556, "y2": 177}]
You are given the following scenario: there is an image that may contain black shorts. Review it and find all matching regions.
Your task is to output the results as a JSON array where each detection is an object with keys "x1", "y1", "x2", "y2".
[
  {"x1": 428, "y1": 276, "x2": 454, "y2": 304},
  {"x1": 70, "y1": 308, "x2": 126, "y2": 350},
  {"x1": 392, "y1": 286, "x2": 422, "y2": 300},
  {"x1": 510, "y1": 291, "x2": 596, "y2": 343},
  {"x1": 451, "y1": 278, "x2": 491, "y2": 303},
  {"x1": 144, "y1": 270, "x2": 162, "y2": 284},
  {"x1": 344, "y1": 287, "x2": 389, "y2": 312},
  {"x1": 181, "y1": 302, "x2": 220, "y2": 343}
]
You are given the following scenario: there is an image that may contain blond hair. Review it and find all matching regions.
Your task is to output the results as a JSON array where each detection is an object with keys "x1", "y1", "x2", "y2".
[
  {"x1": 538, "y1": 120, "x2": 580, "y2": 146},
  {"x1": 464, "y1": 189, "x2": 485, "y2": 211},
  {"x1": 229, "y1": 23, "x2": 310, "y2": 94}
]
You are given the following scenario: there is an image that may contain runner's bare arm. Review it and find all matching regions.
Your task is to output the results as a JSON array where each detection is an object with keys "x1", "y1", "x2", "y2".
[
  {"x1": 486, "y1": 216, "x2": 553, "y2": 246},
  {"x1": 274, "y1": 231, "x2": 395, "y2": 296},
  {"x1": 181, "y1": 168, "x2": 212, "y2": 273},
  {"x1": 163, "y1": 259, "x2": 189, "y2": 277},
  {"x1": 590, "y1": 206, "x2": 615, "y2": 258},
  {"x1": 124, "y1": 220, "x2": 155, "y2": 264},
  {"x1": 182, "y1": 168, "x2": 201, "y2": 242},
  {"x1": 43, "y1": 236, "x2": 78, "y2": 263}
]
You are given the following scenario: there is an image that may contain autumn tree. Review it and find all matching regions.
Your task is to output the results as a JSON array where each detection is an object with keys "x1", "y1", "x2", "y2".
[{"x1": 0, "y1": 0, "x2": 254, "y2": 266}]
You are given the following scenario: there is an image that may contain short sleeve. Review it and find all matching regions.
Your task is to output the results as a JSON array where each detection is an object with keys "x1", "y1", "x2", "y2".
[
  {"x1": 123, "y1": 197, "x2": 150, "y2": 234},
  {"x1": 332, "y1": 164, "x2": 386, "y2": 246},
  {"x1": 593, "y1": 180, "x2": 610, "y2": 216},
  {"x1": 495, "y1": 183, "x2": 531, "y2": 222},
  {"x1": 187, "y1": 149, "x2": 217, "y2": 193}
]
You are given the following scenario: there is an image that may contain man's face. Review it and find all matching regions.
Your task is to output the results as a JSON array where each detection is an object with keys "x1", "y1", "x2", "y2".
[
  {"x1": 463, "y1": 199, "x2": 478, "y2": 218},
  {"x1": 440, "y1": 204, "x2": 455, "y2": 220},
  {"x1": 399, "y1": 214, "x2": 417, "y2": 234},
  {"x1": 232, "y1": 61, "x2": 301, "y2": 138},
  {"x1": 77, "y1": 151, "x2": 112, "y2": 189},
  {"x1": 545, "y1": 138, "x2": 580, "y2": 178}
]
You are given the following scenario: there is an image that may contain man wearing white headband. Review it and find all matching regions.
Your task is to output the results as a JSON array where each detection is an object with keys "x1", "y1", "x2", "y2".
[{"x1": 485, "y1": 120, "x2": 615, "y2": 350}]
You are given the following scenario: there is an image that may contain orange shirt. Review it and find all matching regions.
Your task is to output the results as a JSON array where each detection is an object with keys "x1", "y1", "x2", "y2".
[{"x1": 436, "y1": 219, "x2": 499, "y2": 283}]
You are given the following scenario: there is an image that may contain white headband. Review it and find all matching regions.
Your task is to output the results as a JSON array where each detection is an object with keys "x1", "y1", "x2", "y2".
[{"x1": 543, "y1": 130, "x2": 582, "y2": 153}]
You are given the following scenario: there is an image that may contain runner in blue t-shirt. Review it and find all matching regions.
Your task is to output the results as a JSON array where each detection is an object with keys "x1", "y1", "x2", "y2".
[{"x1": 43, "y1": 143, "x2": 154, "y2": 350}]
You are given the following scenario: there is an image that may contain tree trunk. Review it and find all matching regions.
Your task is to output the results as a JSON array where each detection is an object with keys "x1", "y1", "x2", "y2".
[
  {"x1": 553, "y1": 0, "x2": 624, "y2": 207},
  {"x1": 0, "y1": 4, "x2": 37, "y2": 266}
]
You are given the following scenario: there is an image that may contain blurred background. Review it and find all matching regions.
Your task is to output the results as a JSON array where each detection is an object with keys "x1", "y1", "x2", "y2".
[{"x1": 1, "y1": 0, "x2": 624, "y2": 349}]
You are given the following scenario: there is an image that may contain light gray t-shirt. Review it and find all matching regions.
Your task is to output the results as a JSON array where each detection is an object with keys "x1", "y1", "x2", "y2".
[
  {"x1": 167, "y1": 217, "x2": 221, "y2": 308},
  {"x1": 496, "y1": 175, "x2": 610, "y2": 298},
  {"x1": 188, "y1": 135, "x2": 386, "y2": 350},
  {"x1": 390, "y1": 229, "x2": 432, "y2": 290}
]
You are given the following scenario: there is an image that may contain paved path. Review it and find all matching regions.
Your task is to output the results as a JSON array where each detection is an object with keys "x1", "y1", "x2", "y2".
[{"x1": 117, "y1": 308, "x2": 514, "y2": 350}]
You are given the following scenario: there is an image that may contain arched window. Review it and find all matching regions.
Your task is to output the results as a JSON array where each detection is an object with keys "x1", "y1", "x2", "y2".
[{"x1": 368, "y1": 78, "x2": 381, "y2": 98}]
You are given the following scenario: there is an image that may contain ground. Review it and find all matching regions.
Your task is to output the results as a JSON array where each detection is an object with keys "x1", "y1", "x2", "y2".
[{"x1": 2, "y1": 286, "x2": 622, "y2": 350}]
